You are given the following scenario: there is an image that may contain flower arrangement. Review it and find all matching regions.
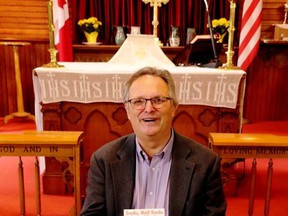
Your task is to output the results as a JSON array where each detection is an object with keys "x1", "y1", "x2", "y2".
[
  {"x1": 78, "y1": 17, "x2": 102, "y2": 34},
  {"x1": 210, "y1": 18, "x2": 229, "y2": 43}
]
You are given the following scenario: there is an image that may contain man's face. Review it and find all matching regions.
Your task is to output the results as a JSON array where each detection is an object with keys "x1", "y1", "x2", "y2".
[{"x1": 125, "y1": 75, "x2": 177, "y2": 140}]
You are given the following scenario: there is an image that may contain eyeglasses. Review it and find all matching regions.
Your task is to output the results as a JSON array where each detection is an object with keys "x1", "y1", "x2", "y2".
[{"x1": 125, "y1": 96, "x2": 172, "y2": 110}]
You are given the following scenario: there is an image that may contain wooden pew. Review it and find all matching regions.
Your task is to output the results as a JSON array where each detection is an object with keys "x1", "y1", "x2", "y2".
[
  {"x1": 0, "y1": 130, "x2": 82, "y2": 216},
  {"x1": 209, "y1": 133, "x2": 288, "y2": 216}
]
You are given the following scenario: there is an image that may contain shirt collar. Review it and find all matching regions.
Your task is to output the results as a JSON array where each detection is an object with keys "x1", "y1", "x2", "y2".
[{"x1": 135, "y1": 129, "x2": 174, "y2": 162}]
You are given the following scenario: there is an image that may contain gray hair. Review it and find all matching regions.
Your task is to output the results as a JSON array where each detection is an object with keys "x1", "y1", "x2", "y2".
[{"x1": 123, "y1": 67, "x2": 179, "y2": 106}]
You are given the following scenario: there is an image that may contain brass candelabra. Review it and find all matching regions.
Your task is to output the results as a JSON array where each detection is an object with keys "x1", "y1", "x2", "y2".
[
  {"x1": 43, "y1": 0, "x2": 63, "y2": 68},
  {"x1": 220, "y1": 0, "x2": 240, "y2": 70}
]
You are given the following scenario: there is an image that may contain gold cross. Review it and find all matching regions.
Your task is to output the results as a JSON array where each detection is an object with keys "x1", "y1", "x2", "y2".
[{"x1": 142, "y1": 0, "x2": 169, "y2": 37}]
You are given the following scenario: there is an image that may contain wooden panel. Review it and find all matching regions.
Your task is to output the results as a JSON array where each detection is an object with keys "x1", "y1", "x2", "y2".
[
  {"x1": 0, "y1": 1, "x2": 51, "y2": 117},
  {"x1": 0, "y1": 0, "x2": 286, "y2": 42},
  {"x1": 0, "y1": 42, "x2": 50, "y2": 117},
  {"x1": 0, "y1": 1, "x2": 49, "y2": 40},
  {"x1": 243, "y1": 41, "x2": 288, "y2": 121},
  {"x1": 260, "y1": 0, "x2": 288, "y2": 39}
]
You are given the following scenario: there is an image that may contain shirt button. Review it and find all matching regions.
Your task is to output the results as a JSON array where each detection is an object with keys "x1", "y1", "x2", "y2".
[
  {"x1": 152, "y1": 167, "x2": 156, "y2": 171},
  {"x1": 149, "y1": 192, "x2": 154, "y2": 196}
]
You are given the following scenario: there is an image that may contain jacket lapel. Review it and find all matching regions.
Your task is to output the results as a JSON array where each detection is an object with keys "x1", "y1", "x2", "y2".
[
  {"x1": 110, "y1": 135, "x2": 136, "y2": 212},
  {"x1": 169, "y1": 133, "x2": 195, "y2": 216}
]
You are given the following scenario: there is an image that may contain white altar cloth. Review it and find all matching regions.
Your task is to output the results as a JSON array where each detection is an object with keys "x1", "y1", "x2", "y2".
[
  {"x1": 33, "y1": 62, "x2": 245, "y2": 107},
  {"x1": 33, "y1": 62, "x2": 245, "y2": 130},
  {"x1": 108, "y1": 34, "x2": 175, "y2": 67}
]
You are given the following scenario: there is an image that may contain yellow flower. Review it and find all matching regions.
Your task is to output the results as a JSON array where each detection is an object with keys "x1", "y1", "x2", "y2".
[
  {"x1": 212, "y1": 19, "x2": 220, "y2": 28},
  {"x1": 78, "y1": 17, "x2": 102, "y2": 33},
  {"x1": 211, "y1": 18, "x2": 229, "y2": 35},
  {"x1": 209, "y1": 18, "x2": 229, "y2": 43},
  {"x1": 218, "y1": 18, "x2": 229, "y2": 28}
]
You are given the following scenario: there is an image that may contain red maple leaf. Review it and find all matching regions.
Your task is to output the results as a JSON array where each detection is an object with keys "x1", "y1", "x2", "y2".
[{"x1": 57, "y1": 0, "x2": 67, "y2": 9}]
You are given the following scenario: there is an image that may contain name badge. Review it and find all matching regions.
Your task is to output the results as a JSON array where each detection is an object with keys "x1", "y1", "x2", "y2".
[{"x1": 124, "y1": 208, "x2": 165, "y2": 216}]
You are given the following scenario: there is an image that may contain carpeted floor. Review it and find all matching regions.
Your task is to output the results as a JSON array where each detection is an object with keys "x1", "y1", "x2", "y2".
[
  {"x1": 226, "y1": 158, "x2": 288, "y2": 216},
  {"x1": 0, "y1": 118, "x2": 288, "y2": 215},
  {"x1": 242, "y1": 120, "x2": 288, "y2": 135},
  {"x1": 0, "y1": 118, "x2": 74, "y2": 215},
  {"x1": 0, "y1": 156, "x2": 74, "y2": 216},
  {"x1": 0, "y1": 118, "x2": 36, "y2": 133}
]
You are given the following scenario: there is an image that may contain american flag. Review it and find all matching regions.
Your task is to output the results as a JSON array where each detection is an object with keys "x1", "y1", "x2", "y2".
[
  {"x1": 53, "y1": 0, "x2": 73, "y2": 61},
  {"x1": 237, "y1": 0, "x2": 263, "y2": 71}
]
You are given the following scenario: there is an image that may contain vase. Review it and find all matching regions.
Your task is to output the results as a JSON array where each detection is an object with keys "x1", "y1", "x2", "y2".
[
  {"x1": 130, "y1": 26, "x2": 141, "y2": 35},
  {"x1": 186, "y1": 28, "x2": 196, "y2": 44},
  {"x1": 216, "y1": 32, "x2": 227, "y2": 43},
  {"x1": 114, "y1": 26, "x2": 126, "y2": 45},
  {"x1": 84, "y1": 31, "x2": 98, "y2": 43},
  {"x1": 169, "y1": 25, "x2": 180, "y2": 47}
]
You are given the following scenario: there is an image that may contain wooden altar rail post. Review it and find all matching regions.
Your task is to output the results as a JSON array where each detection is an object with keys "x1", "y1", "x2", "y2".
[
  {"x1": 209, "y1": 133, "x2": 288, "y2": 216},
  {"x1": 0, "y1": 131, "x2": 82, "y2": 216}
]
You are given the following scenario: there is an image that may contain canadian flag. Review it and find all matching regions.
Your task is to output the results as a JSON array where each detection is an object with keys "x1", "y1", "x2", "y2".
[
  {"x1": 53, "y1": 0, "x2": 73, "y2": 61},
  {"x1": 237, "y1": 0, "x2": 262, "y2": 71}
]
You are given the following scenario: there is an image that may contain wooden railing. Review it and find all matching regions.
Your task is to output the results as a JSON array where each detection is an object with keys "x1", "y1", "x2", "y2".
[
  {"x1": 209, "y1": 133, "x2": 288, "y2": 216},
  {"x1": 0, "y1": 131, "x2": 82, "y2": 216}
]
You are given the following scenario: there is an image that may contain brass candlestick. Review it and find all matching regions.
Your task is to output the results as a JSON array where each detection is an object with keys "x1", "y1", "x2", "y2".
[
  {"x1": 220, "y1": 0, "x2": 240, "y2": 70},
  {"x1": 43, "y1": 0, "x2": 63, "y2": 68},
  {"x1": 142, "y1": 0, "x2": 169, "y2": 46}
]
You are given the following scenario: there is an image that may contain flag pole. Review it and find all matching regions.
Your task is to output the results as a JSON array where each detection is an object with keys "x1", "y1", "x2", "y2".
[
  {"x1": 43, "y1": 0, "x2": 64, "y2": 68},
  {"x1": 220, "y1": 0, "x2": 240, "y2": 70},
  {"x1": 284, "y1": 1, "x2": 288, "y2": 24}
]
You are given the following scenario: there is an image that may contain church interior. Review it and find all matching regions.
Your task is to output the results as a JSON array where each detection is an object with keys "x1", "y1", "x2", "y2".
[{"x1": 0, "y1": 0, "x2": 288, "y2": 215}]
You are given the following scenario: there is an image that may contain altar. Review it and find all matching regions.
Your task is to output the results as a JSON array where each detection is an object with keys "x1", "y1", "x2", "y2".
[
  {"x1": 32, "y1": 35, "x2": 246, "y2": 195},
  {"x1": 33, "y1": 62, "x2": 245, "y2": 195}
]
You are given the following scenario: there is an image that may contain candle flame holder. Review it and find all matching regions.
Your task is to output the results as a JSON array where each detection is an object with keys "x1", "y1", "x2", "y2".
[
  {"x1": 43, "y1": 0, "x2": 63, "y2": 68},
  {"x1": 220, "y1": 0, "x2": 240, "y2": 70}
]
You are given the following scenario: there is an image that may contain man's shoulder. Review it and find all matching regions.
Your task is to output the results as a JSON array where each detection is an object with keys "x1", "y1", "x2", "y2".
[{"x1": 174, "y1": 132, "x2": 217, "y2": 157}]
